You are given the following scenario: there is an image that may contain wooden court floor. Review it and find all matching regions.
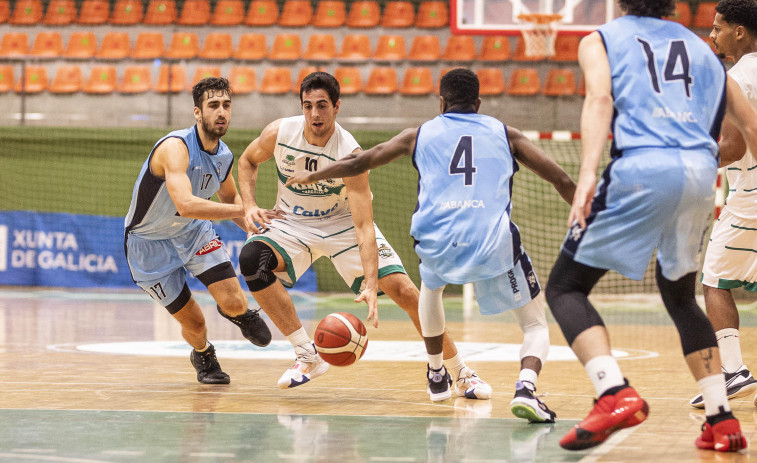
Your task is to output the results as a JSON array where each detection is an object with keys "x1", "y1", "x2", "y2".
[{"x1": 0, "y1": 288, "x2": 756, "y2": 462}]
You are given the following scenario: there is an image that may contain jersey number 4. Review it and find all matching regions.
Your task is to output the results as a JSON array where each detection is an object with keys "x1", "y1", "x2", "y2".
[
  {"x1": 449, "y1": 136, "x2": 476, "y2": 186},
  {"x1": 636, "y1": 37, "x2": 693, "y2": 98}
]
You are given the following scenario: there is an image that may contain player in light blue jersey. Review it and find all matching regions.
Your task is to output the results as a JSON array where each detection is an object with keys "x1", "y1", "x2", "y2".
[
  {"x1": 124, "y1": 77, "x2": 273, "y2": 385},
  {"x1": 543, "y1": 0, "x2": 757, "y2": 452},
  {"x1": 286, "y1": 69, "x2": 575, "y2": 422}
]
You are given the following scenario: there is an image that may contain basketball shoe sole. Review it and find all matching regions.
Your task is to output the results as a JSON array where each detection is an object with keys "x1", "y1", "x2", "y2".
[{"x1": 696, "y1": 419, "x2": 748, "y2": 452}]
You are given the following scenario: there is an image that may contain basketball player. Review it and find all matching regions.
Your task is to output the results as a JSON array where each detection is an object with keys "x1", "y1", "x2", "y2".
[
  {"x1": 286, "y1": 69, "x2": 576, "y2": 422},
  {"x1": 237, "y1": 72, "x2": 493, "y2": 401},
  {"x1": 543, "y1": 0, "x2": 757, "y2": 452},
  {"x1": 124, "y1": 77, "x2": 272, "y2": 385},
  {"x1": 689, "y1": 0, "x2": 757, "y2": 410}
]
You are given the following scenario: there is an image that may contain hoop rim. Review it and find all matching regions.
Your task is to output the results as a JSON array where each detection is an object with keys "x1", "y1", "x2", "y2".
[{"x1": 517, "y1": 13, "x2": 563, "y2": 24}]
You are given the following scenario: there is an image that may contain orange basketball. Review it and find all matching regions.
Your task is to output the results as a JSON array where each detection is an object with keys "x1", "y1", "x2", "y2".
[{"x1": 314, "y1": 312, "x2": 368, "y2": 366}]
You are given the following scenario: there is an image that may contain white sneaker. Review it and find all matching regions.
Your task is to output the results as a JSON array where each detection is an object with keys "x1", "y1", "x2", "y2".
[
  {"x1": 453, "y1": 366, "x2": 493, "y2": 400},
  {"x1": 689, "y1": 365, "x2": 757, "y2": 409},
  {"x1": 277, "y1": 343, "x2": 330, "y2": 389}
]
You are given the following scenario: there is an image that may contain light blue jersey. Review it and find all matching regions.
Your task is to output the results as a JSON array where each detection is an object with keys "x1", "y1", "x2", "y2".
[
  {"x1": 411, "y1": 112, "x2": 539, "y2": 308},
  {"x1": 598, "y1": 16, "x2": 726, "y2": 158}
]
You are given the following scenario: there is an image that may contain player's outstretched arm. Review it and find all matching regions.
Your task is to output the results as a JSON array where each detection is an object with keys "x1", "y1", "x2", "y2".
[
  {"x1": 719, "y1": 118, "x2": 747, "y2": 167},
  {"x1": 723, "y1": 75, "x2": 757, "y2": 164},
  {"x1": 509, "y1": 127, "x2": 576, "y2": 205},
  {"x1": 238, "y1": 121, "x2": 285, "y2": 234},
  {"x1": 216, "y1": 173, "x2": 247, "y2": 232},
  {"x1": 285, "y1": 128, "x2": 418, "y2": 186},
  {"x1": 156, "y1": 137, "x2": 244, "y2": 220}
]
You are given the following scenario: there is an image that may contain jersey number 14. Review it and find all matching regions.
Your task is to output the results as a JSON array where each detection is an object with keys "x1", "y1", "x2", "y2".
[{"x1": 636, "y1": 38, "x2": 693, "y2": 98}]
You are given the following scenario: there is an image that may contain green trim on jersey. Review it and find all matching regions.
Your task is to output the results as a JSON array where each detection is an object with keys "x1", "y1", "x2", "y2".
[
  {"x1": 725, "y1": 245, "x2": 757, "y2": 253},
  {"x1": 277, "y1": 143, "x2": 337, "y2": 161},
  {"x1": 277, "y1": 166, "x2": 346, "y2": 197},
  {"x1": 244, "y1": 236, "x2": 298, "y2": 288},
  {"x1": 349, "y1": 264, "x2": 407, "y2": 295},
  {"x1": 730, "y1": 224, "x2": 757, "y2": 231}
]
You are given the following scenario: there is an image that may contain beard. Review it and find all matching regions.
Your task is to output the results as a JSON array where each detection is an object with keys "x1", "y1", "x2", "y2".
[{"x1": 202, "y1": 117, "x2": 228, "y2": 138}]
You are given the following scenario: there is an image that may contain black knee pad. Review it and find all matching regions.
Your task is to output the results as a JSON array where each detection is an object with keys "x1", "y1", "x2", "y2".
[
  {"x1": 656, "y1": 262, "x2": 717, "y2": 355},
  {"x1": 239, "y1": 240, "x2": 279, "y2": 292}
]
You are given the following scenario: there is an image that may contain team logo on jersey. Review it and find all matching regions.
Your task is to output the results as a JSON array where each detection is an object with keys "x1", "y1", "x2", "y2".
[
  {"x1": 507, "y1": 269, "x2": 522, "y2": 301},
  {"x1": 569, "y1": 223, "x2": 584, "y2": 241},
  {"x1": 527, "y1": 271, "x2": 538, "y2": 290},
  {"x1": 283, "y1": 154, "x2": 296, "y2": 166},
  {"x1": 196, "y1": 239, "x2": 223, "y2": 255},
  {"x1": 378, "y1": 244, "x2": 394, "y2": 259},
  {"x1": 279, "y1": 170, "x2": 345, "y2": 197}
]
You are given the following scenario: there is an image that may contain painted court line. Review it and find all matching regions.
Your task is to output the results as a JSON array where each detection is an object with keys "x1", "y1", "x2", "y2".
[{"x1": 578, "y1": 428, "x2": 637, "y2": 463}]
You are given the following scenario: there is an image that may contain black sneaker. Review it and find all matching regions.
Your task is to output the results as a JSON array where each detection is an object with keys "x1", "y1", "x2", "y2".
[
  {"x1": 217, "y1": 305, "x2": 272, "y2": 347},
  {"x1": 689, "y1": 365, "x2": 757, "y2": 409},
  {"x1": 190, "y1": 343, "x2": 230, "y2": 384},
  {"x1": 510, "y1": 381, "x2": 557, "y2": 423},
  {"x1": 426, "y1": 364, "x2": 452, "y2": 402}
]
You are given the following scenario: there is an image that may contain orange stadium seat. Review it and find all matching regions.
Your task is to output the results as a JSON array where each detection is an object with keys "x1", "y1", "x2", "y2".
[
  {"x1": 259, "y1": 67, "x2": 292, "y2": 94},
  {"x1": 476, "y1": 68, "x2": 505, "y2": 95},
  {"x1": 119, "y1": 65, "x2": 152, "y2": 93},
  {"x1": 15, "y1": 65, "x2": 47, "y2": 93},
  {"x1": 77, "y1": 0, "x2": 109, "y2": 24},
  {"x1": 550, "y1": 35, "x2": 580, "y2": 62},
  {"x1": 143, "y1": 0, "x2": 177, "y2": 24},
  {"x1": 96, "y1": 32, "x2": 130, "y2": 59},
  {"x1": 244, "y1": 0, "x2": 278, "y2": 26},
  {"x1": 293, "y1": 66, "x2": 319, "y2": 92},
  {"x1": 337, "y1": 34, "x2": 371, "y2": 61},
  {"x1": 507, "y1": 68, "x2": 541, "y2": 95},
  {"x1": 478, "y1": 36, "x2": 511, "y2": 61},
  {"x1": 693, "y1": 2, "x2": 717, "y2": 29},
  {"x1": 381, "y1": 1, "x2": 414, "y2": 28},
  {"x1": 407, "y1": 35, "x2": 441, "y2": 62},
  {"x1": 210, "y1": 0, "x2": 244, "y2": 25},
  {"x1": 84, "y1": 65, "x2": 117, "y2": 94},
  {"x1": 154, "y1": 64, "x2": 187, "y2": 92},
  {"x1": 109, "y1": 0, "x2": 143, "y2": 24},
  {"x1": 334, "y1": 67, "x2": 362, "y2": 94},
  {"x1": 165, "y1": 32, "x2": 199, "y2": 59},
  {"x1": 199, "y1": 33, "x2": 233, "y2": 60},
  {"x1": 43, "y1": 0, "x2": 76, "y2": 25},
  {"x1": 0, "y1": 65, "x2": 14, "y2": 92},
  {"x1": 31, "y1": 31, "x2": 63, "y2": 58},
  {"x1": 191, "y1": 66, "x2": 222, "y2": 87},
  {"x1": 10, "y1": 0, "x2": 43, "y2": 24},
  {"x1": 278, "y1": 0, "x2": 312, "y2": 27},
  {"x1": 0, "y1": 32, "x2": 30, "y2": 57},
  {"x1": 131, "y1": 32, "x2": 165, "y2": 60},
  {"x1": 49, "y1": 64, "x2": 82, "y2": 93},
  {"x1": 415, "y1": 1, "x2": 447, "y2": 28},
  {"x1": 543, "y1": 68, "x2": 576, "y2": 96},
  {"x1": 442, "y1": 35, "x2": 476, "y2": 62},
  {"x1": 0, "y1": 0, "x2": 9, "y2": 23},
  {"x1": 364, "y1": 67, "x2": 397, "y2": 95},
  {"x1": 233, "y1": 33, "x2": 266, "y2": 60},
  {"x1": 269, "y1": 33, "x2": 301, "y2": 61},
  {"x1": 64, "y1": 32, "x2": 97, "y2": 59},
  {"x1": 400, "y1": 67, "x2": 433, "y2": 95},
  {"x1": 303, "y1": 34, "x2": 336, "y2": 61},
  {"x1": 177, "y1": 0, "x2": 209, "y2": 25},
  {"x1": 312, "y1": 0, "x2": 345, "y2": 28},
  {"x1": 228, "y1": 66, "x2": 256, "y2": 94},
  {"x1": 346, "y1": 1, "x2": 379, "y2": 28},
  {"x1": 666, "y1": 2, "x2": 692, "y2": 27},
  {"x1": 373, "y1": 35, "x2": 406, "y2": 61}
]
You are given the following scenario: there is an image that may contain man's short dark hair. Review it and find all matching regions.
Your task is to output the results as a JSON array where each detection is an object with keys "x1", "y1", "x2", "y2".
[
  {"x1": 716, "y1": 0, "x2": 757, "y2": 36},
  {"x1": 617, "y1": 0, "x2": 675, "y2": 18},
  {"x1": 192, "y1": 77, "x2": 232, "y2": 108},
  {"x1": 300, "y1": 72, "x2": 340, "y2": 106},
  {"x1": 439, "y1": 68, "x2": 479, "y2": 109}
]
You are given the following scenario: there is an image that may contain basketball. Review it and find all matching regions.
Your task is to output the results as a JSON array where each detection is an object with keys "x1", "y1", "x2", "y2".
[{"x1": 313, "y1": 312, "x2": 368, "y2": 366}]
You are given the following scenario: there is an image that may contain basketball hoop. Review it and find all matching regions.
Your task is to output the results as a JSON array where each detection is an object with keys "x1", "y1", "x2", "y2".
[{"x1": 518, "y1": 13, "x2": 562, "y2": 58}]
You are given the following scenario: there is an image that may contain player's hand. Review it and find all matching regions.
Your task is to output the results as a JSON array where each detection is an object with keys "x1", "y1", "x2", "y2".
[
  {"x1": 568, "y1": 171, "x2": 596, "y2": 229},
  {"x1": 285, "y1": 172, "x2": 315, "y2": 187},
  {"x1": 354, "y1": 287, "x2": 379, "y2": 328},
  {"x1": 244, "y1": 206, "x2": 281, "y2": 235}
]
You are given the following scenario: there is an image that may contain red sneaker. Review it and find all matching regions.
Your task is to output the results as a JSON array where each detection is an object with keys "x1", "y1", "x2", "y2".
[
  {"x1": 695, "y1": 419, "x2": 748, "y2": 452},
  {"x1": 560, "y1": 387, "x2": 649, "y2": 451}
]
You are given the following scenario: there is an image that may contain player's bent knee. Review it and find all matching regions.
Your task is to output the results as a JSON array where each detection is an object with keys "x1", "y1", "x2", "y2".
[{"x1": 239, "y1": 240, "x2": 279, "y2": 292}]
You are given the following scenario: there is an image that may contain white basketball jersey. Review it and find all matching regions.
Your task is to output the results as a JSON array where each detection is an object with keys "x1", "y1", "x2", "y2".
[
  {"x1": 274, "y1": 115, "x2": 361, "y2": 222},
  {"x1": 724, "y1": 52, "x2": 757, "y2": 220}
]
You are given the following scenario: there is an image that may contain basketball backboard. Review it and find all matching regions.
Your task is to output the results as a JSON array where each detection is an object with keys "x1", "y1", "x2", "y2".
[{"x1": 451, "y1": 0, "x2": 621, "y2": 35}]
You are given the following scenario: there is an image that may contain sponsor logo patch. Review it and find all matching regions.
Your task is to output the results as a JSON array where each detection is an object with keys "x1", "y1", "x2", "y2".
[
  {"x1": 378, "y1": 243, "x2": 394, "y2": 259},
  {"x1": 196, "y1": 239, "x2": 223, "y2": 256}
]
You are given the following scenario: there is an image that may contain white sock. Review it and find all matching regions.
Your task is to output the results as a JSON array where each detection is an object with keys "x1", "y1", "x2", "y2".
[
  {"x1": 716, "y1": 328, "x2": 743, "y2": 373},
  {"x1": 445, "y1": 353, "x2": 465, "y2": 379},
  {"x1": 698, "y1": 374, "x2": 731, "y2": 416},
  {"x1": 585, "y1": 355, "x2": 625, "y2": 397},
  {"x1": 519, "y1": 368, "x2": 538, "y2": 386},
  {"x1": 195, "y1": 341, "x2": 210, "y2": 352},
  {"x1": 428, "y1": 353, "x2": 444, "y2": 371},
  {"x1": 286, "y1": 327, "x2": 311, "y2": 348}
]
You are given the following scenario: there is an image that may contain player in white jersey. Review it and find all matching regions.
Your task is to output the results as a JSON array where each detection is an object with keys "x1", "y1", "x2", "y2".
[
  {"x1": 690, "y1": 0, "x2": 757, "y2": 409},
  {"x1": 287, "y1": 69, "x2": 576, "y2": 422},
  {"x1": 237, "y1": 72, "x2": 492, "y2": 400}
]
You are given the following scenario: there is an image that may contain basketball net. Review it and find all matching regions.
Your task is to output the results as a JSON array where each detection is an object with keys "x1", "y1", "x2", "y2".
[{"x1": 518, "y1": 13, "x2": 562, "y2": 58}]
